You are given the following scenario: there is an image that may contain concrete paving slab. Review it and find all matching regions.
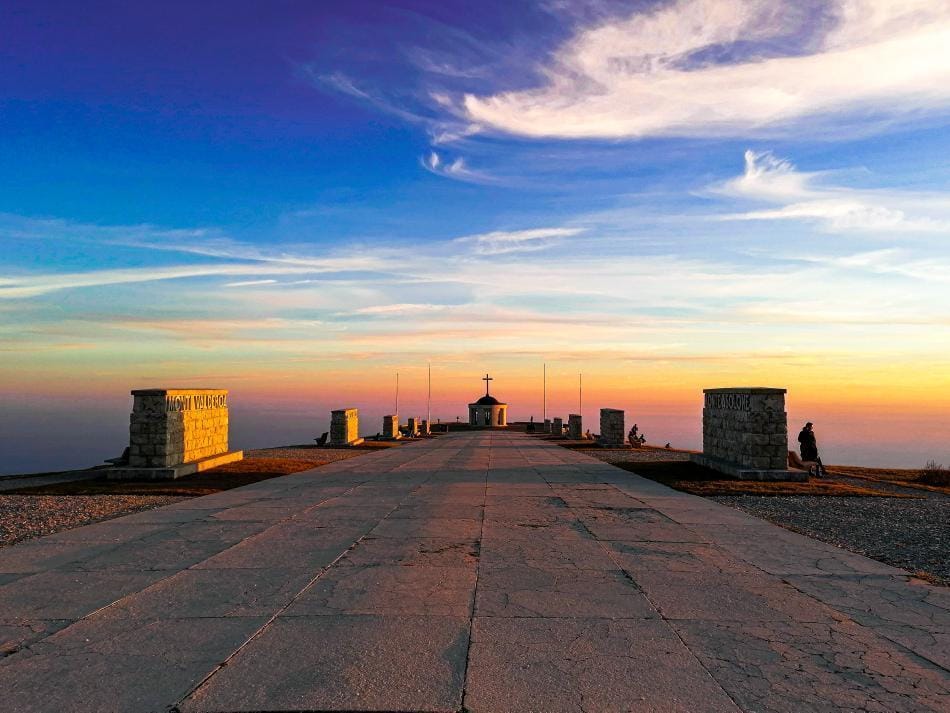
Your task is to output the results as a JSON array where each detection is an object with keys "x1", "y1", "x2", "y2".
[
  {"x1": 465, "y1": 617, "x2": 741, "y2": 713},
  {"x1": 1, "y1": 431, "x2": 947, "y2": 712},
  {"x1": 180, "y1": 615, "x2": 469, "y2": 713},
  {"x1": 0, "y1": 569, "x2": 167, "y2": 619},
  {"x1": 673, "y1": 619, "x2": 950, "y2": 712},
  {"x1": 285, "y1": 564, "x2": 476, "y2": 616},
  {"x1": 475, "y1": 564, "x2": 657, "y2": 618}
]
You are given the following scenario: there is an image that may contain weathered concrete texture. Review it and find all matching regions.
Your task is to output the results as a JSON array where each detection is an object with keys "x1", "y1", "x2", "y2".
[{"x1": 0, "y1": 432, "x2": 947, "y2": 712}]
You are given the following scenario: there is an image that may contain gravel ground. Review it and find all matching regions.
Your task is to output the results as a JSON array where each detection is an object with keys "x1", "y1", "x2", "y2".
[
  {"x1": 713, "y1": 494, "x2": 950, "y2": 584},
  {"x1": 574, "y1": 447, "x2": 693, "y2": 464},
  {"x1": 0, "y1": 494, "x2": 185, "y2": 547},
  {"x1": 246, "y1": 446, "x2": 374, "y2": 462}
]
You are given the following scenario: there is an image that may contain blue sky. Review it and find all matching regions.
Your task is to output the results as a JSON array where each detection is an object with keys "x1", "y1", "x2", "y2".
[{"x1": 2, "y1": 0, "x2": 950, "y2": 470}]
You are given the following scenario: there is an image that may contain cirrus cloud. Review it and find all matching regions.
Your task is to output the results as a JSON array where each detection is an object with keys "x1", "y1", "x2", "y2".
[{"x1": 462, "y1": 0, "x2": 950, "y2": 139}]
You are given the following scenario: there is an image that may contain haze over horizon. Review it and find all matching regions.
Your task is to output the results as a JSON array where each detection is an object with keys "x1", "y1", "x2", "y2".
[{"x1": 2, "y1": 0, "x2": 949, "y2": 472}]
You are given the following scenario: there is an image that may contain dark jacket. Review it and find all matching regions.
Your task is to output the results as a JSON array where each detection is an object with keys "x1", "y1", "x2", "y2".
[{"x1": 798, "y1": 428, "x2": 818, "y2": 461}]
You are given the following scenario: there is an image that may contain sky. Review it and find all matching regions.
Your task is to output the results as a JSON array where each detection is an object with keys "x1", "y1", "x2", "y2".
[{"x1": 2, "y1": 0, "x2": 950, "y2": 472}]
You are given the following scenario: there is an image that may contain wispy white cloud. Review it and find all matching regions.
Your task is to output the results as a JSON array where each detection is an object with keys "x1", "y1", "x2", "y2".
[
  {"x1": 462, "y1": 0, "x2": 950, "y2": 139},
  {"x1": 716, "y1": 149, "x2": 950, "y2": 232},
  {"x1": 223, "y1": 279, "x2": 279, "y2": 288},
  {"x1": 0, "y1": 264, "x2": 330, "y2": 299},
  {"x1": 453, "y1": 227, "x2": 585, "y2": 255},
  {"x1": 421, "y1": 151, "x2": 495, "y2": 183}
]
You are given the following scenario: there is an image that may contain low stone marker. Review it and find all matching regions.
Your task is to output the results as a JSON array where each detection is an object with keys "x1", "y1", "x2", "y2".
[
  {"x1": 551, "y1": 417, "x2": 563, "y2": 437},
  {"x1": 568, "y1": 414, "x2": 582, "y2": 439},
  {"x1": 382, "y1": 414, "x2": 400, "y2": 440},
  {"x1": 407, "y1": 417, "x2": 420, "y2": 436},
  {"x1": 420, "y1": 419, "x2": 430, "y2": 435},
  {"x1": 109, "y1": 388, "x2": 243, "y2": 480},
  {"x1": 331, "y1": 408, "x2": 364, "y2": 446},
  {"x1": 599, "y1": 408, "x2": 625, "y2": 447},
  {"x1": 690, "y1": 387, "x2": 804, "y2": 481},
  {"x1": 543, "y1": 419, "x2": 551, "y2": 434}
]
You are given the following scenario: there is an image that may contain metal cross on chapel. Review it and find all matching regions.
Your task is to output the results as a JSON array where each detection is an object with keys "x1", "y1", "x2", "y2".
[{"x1": 482, "y1": 373, "x2": 493, "y2": 397}]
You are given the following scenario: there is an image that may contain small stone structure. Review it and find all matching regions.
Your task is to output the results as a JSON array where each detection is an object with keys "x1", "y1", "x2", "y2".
[
  {"x1": 420, "y1": 419, "x2": 430, "y2": 435},
  {"x1": 568, "y1": 414, "x2": 582, "y2": 439},
  {"x1": 599, "y1": 408, "x2": 625, "y2": 447},
  {"x1": 468, "y1": 373, "x2": 508, "y2": 428},
  {"x1": 382, "y1": 414, "x2": 400, "y2": 440},
  {"x1": 109, "y1": 388, "x2": 243, "y2": 480},
  {"x1": 551, "y1": 417, "x2": 563, "y2": 437},
  {"x1": 330, "y1": 408, "x2": 363, "y2": 446},
  {"x1": 543, "y1": 419, "x2": 551, "y2": 434},
  {"x1": 690, "y1": 387, "x2": 804, "y2": 481},
  {"x1": 407, "y1": 417, "x2": 420, "y2": 436}
]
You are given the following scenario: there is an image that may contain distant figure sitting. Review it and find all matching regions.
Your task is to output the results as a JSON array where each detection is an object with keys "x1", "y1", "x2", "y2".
[
  {"x1": 628, "y1": 425, "x2": 645, "y2": 447},
  {"x1": 665, "y1": 442, "x2": 671, "y2": 449},
  {"x1": 797, "y1": 422, "x2": 826, "y2": 477},
  {"x1": 584, "y1": 429, "x2": 593, "y2": 441}
]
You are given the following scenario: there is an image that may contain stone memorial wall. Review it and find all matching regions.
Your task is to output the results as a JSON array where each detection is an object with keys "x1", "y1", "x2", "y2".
[
  {"x1": 110, "y1": 388, "x2": 242, "y2": 479},
  {"x1": 568, "y1": 414, "x2": 582, "y2": 439},
  {"x1": 691, "y1": 387, "x2": 802, "y2": 481},
  {"x1": 600, "y1": 408, "x2": 624, "y2": 446},
  {"x1": 331, "y1": 408, "x2": 362, "y2": 446},
  {"x1": 383, "y1": 414, "x2": 399, "y2": 439}
]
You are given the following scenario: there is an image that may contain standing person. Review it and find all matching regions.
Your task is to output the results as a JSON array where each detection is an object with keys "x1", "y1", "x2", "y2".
[{"x1": 797, "y1": 422, "x2": 826, "y2": 477}]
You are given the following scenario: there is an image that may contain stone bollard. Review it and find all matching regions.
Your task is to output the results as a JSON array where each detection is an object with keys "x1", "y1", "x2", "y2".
[
  {"x1": 331, "y1": 408, "x2": 363, "y2": 446},
  {"x1": 690, "y1": 388, "x2": 802, "y2": 481},
  {"x1": 552, "y1": 417, "x2": 563, "y2": 437},
  {"x1": 568, "y1": 414, "x2": 582, "y2": 439},
  {"x1": 110, "y1": 388, "x2": 243, "y2": 480},
  {"x1": 599, "y1": 408, "x2": 624, "y2": 446},
  {"x1": 383, "y1": 414, "x2": 400, "y2": 440}
]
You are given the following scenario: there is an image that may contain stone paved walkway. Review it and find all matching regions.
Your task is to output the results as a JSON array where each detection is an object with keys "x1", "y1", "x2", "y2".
[{"x1": 0, "y1": 431, "x2": 947, "y2": 712}]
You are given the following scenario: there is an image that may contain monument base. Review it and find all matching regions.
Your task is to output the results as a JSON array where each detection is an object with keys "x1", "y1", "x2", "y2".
[
  {"x1": 690, "y1": 453, "x2": 807, "y2": 482},
  {"x1": 331, "y1": 438, "x2": 365, "y2": 447},
  {"x1": 107, "y1": 450, "x2": 244, "y2": 481}
]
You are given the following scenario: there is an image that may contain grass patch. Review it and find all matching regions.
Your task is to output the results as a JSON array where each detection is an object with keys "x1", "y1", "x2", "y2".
[
  {"x1": 827, "y1": 464, "x2": 950, "y2": 495},
  {"x1": 611, "y1": 460, "x2": 917, "y2": 497},
  {"x1": 7, "y1": 457, "x2": 331, "y2": 498}
]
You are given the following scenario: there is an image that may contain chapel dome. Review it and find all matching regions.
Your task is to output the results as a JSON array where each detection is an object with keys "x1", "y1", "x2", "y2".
[{"x1": 475, "y1": 395, "x2": 501, "y2": 406}]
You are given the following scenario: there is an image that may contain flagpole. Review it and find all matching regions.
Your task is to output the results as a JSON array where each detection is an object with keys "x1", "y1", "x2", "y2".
[
  {"x1": 543, "y1": 362, "x2": 547, "y2": 421},
  {"x1": 395, "y1": 372, "x2": 399, "y2": 414},
  {"x1": 427, "y1": 362, "x2": 431, "y2": 426}
]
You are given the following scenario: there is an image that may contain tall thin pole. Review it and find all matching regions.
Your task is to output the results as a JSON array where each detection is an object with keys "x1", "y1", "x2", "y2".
[
  {"x1": 395, "y1": 372, "x2": 399, "y2": 414},
  {"x1": 579, "y1": 373, "x2": 582, "y2": 414},
  {"x1": 543, "y1": 363, "x2": 547, "y2": 421},
  {"x1": 427, "y1": 362, "x2": 431, "y2": 425}
]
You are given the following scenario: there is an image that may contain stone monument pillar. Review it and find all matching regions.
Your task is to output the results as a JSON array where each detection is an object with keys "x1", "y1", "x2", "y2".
[
  {"x1": 568, "y1": 414, "x2": 582, "y2": 439},
  {"x1": 407, "y1": 417, "x2": 420, "y2": 436},
  {"x1": 551, "y1": 417, "x2": 563, "y2": 437},
  {"x1": 109, "y1": 388, "x2": 243, "y2": 480},
  {"x1": 543, "y1": 419, "x2": 551, "y2": 434},
  {"x1": 690, "y1": 388, "x2": 803, "y2": 481},
  {"x1": 599, "y1": 408, "x2": 624, "y2": 446},
  {"x1": 331, "y1": 408, "x2": 363, "y2": 446},
  {"x1": 382, "y1": 414, "x2": 400, "y2": 440},
  {"x1": 420, "y1": 419, "x2": 430, "y2": 435}
]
